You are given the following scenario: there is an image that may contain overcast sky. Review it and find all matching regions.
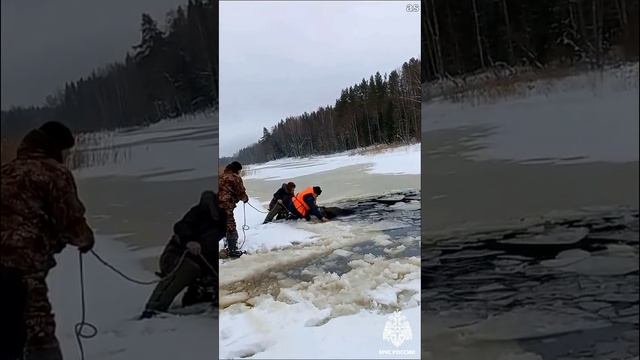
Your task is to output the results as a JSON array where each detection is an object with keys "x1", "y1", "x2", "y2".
[
  {"x1": 220, "y1": 1, "x2": 420, "y2": 157},
  {"x1": 1, "y1": 0, "x2": 184, "y2": 109}
]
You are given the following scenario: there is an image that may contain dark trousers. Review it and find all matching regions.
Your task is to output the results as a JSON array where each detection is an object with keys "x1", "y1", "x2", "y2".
[
  {"x1": 263, "y1": 202, "x2": 290, "y2": 223},
  {"x1": 0, "y1": 268, "x2": 62, "y2": 360},
  {"x1": 145, "y1": 248, "x2": 204, "y2": 312},
  {"x1": 0, "y1": 267, "x2": 26, "y2": 360}
]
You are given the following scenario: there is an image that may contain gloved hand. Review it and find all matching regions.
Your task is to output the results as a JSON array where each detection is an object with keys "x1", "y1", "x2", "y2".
[
  {"x1": 186, "y1": 241, "x2": 202, "y2": 255},
  {"x1": 78, "y1": 242, "x2": 94, "y2": 254}
]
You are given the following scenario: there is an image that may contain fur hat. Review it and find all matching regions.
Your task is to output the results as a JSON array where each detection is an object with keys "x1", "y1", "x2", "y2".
[
  {"x1": 226, "y1": 161, "x2": 243, "y2": 173},
  {"x1": 39, "y1": 121, "x2": 75, "y2": 150}
]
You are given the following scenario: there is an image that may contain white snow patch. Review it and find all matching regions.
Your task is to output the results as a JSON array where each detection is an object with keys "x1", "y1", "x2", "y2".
[
  {"x1": 221, "y1": 198, "x2": 318, "y2": 254},
  {"x1": 243, "y1": 144, "x2": 420, "y2": 181}
]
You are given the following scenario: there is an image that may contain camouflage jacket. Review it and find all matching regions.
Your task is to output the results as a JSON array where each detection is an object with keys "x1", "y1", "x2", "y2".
[
  {"x1": 1, "y1": 129, "x2": 94, "y2": 272},
  {"x1": 218, "y1": 169, "x2": 248, "y2": 209}
]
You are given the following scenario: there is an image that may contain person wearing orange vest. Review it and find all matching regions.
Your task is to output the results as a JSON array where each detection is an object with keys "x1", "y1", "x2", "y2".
[{"x1": 291, "y1": 186, "x2": 329, "y2": 222}]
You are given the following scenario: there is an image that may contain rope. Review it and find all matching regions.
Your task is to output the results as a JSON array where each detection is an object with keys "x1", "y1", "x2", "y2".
[
  {"x1": 74, "y1": 253, "x2": 97, "y2": 360},
  {"x1": 237, "y1": 199, "x2": 298, "y2": 250},
  {"x1": 246, "y1": 201, "x2": 268, "y2": 214},
  {"x1": 90, "y1": 250, "x2": 184, "y2": 285},
  {"x1": 239, "y1": 202, "x2": 250, "y2": 249},
  {"x1": 74, "y1": 248, "x2": 218, "y2": 359}
]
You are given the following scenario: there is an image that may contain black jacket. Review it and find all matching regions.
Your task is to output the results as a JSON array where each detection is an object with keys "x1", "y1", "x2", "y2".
[
  {"x1": 269, "y1": 183, "x2": 294, "y2": 210},
  {"x1": 167, "y1": 191, "x2": 225, "y2": 262}
]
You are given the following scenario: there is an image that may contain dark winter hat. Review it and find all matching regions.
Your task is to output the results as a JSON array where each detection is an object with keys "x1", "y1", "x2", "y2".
[
  {"x1": 286, "y1": 182, "x2": 296, "y2": 190},
  {"x1": 39, "y1": 121, "x2": 75, "y2": 150},
  {"x1": 313, "y1": 186, "x2": 322, "y2": 195},
  {"x1": 227, "y1": 161, "x2": 243, "y2": 173}
]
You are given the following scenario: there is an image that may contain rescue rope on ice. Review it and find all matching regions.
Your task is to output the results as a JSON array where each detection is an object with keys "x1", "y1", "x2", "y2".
[{"x1": 75, "y1": 249, "x2": 217, "y2": 360}]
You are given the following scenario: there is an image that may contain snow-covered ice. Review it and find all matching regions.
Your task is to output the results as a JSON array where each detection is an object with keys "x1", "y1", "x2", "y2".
[
  {"x1": 220, "y1": 256, "x2": 421, "y2": 359},
  {"x1": 49, "y1": 235, "x2": 216, "y2": 360},
  {"x1": 220, "y1": 198, "x2": 319, "y2": 254},
  {"x1": 424, "y1": 64, "x2": 639, "y2": 164},
  {"x1": 72, "y1": 112, "x2": 218, "y2": 182},
  {"x1": 243, "y1": 143, "x2": 420, "y2": 181}
]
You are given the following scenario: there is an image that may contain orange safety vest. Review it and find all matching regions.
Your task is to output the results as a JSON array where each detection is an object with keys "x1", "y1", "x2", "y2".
[{"x1": 292, "y1": 187, "x2": 316, "y2": 217}]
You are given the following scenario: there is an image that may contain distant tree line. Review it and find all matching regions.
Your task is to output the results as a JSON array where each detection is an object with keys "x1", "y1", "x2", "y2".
[
  {"x1": 226, "y1": 58, "x2": 421, "y2": 165},
  {"x1": 1, "y1": 0, "x2": 217, "y2": 137},
  {"x1": 422, "y1": 0, "x2": 640, "y2": 81}
]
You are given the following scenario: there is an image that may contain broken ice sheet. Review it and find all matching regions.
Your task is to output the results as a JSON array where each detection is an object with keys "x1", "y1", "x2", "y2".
[
  {"x1": 499, "y1": 227, "x2": 589, "y2": 245},
  {"x1": 557, "y1": 256, "x2": 639, "y2": 276},
  {"x1": 466, "y1": 307, "x2": 611, "y2": 341}
]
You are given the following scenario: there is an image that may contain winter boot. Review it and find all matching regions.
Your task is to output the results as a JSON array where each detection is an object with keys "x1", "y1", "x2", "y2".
[
  {"x1": 225, "y1": 234, "x2": 244, "y2": 258},
  {"x1": 139, "y1": 309, "x2": 158, "y2": 320}
]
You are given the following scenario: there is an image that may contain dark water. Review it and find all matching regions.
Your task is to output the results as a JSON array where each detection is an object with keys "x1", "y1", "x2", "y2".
[
  {"x1": 423, "y1": 208, "x2": 639, "y2": 359},
  {"x1": 283, "y1": 190, "x2": 421, "y2": 280}
]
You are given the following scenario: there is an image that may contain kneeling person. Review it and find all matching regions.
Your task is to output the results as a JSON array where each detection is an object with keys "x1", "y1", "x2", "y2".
[
  {"x1": 141, "y1": 191, "x2": 223, "y2": 318},
  {"x1": 291, "y1": 186, "x2": 329, "y2": 222},
  {"x1": 263, "y1": 182, "x2": 296, "y2": 223}
]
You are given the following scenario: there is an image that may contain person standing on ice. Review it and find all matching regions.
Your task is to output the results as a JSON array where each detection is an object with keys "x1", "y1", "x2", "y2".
[
  {"x1": 0, "y1": 122, "x2": 95, "y2": 360},
  {"x1": 141, "y1": 190, "x2": 224, "y2": 319},
  {"x1": 291, "y1": 186, "x2": 329, "y2": 222},
  {"x1": 218, "y1": 161, "x2": 248, "y2": 258},
  {"x1": 263, "y1": 181, "x2": 296, "y2": 223}
]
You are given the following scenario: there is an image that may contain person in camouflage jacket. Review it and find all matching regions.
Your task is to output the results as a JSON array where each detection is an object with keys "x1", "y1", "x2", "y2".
[
  {"x1": 0, "y1": 122, "x2": 94, "y2": 360},
  {"x1": 217, "y1": 161, "x2": 248, "y2": 258}
]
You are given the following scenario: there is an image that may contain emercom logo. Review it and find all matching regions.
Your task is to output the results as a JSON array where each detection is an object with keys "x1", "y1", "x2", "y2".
[{"x1": 382, "y1": 310, "x2": 413, "y2": 348}]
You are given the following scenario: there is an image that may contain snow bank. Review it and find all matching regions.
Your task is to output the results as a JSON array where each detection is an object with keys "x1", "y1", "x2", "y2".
[
  {"x1": 220, "y1": 256, "x2": 421, "y2": 359},
  {"x1": 49, "y1": 235, "x2": 216, "y2": 360},
  {"x1": 243, "y1": 144, "x2": 420, "y2": 181},
  {"x1": 222, "y1": 305, "x2": 420, "y2": 359}
]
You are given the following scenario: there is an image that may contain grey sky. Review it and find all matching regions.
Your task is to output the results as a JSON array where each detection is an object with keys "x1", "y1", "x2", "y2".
[
  {"x1": 220, "y1": 1, "x2": 420, "y2": 157},
  {"x1": 1, "y1": 0, "x2": 184, "y2": 109}
]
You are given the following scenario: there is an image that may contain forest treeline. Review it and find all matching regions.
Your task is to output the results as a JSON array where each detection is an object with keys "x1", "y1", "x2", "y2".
[
  {"x1": 226, "y1": 58, "x2": 421, "y2": 165},
  {"x1": 422, "y1": 0, "x2": 640, "y2": 82},
  {"x1": 1, "y1": 0, "x2": 217, "y2": 137}
]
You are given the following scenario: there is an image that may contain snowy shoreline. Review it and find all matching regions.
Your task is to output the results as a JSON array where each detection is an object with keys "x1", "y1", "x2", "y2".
[{"x1": 243, "y1": 143, "x2": 421, "y2": 181}]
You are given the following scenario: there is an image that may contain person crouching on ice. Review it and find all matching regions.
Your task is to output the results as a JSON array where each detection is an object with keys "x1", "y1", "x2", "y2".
[
  {"x1": 218, "y1": 161, "x2": 248, "y2": 258},
  {"x1": 291, "y1": 186, "x2": 329, "y2": 222},
  {"x1": 263, "y1": 181, "x2": 296, "y2": 224},
  {"x1": 141, "y1": 191, "x2": 224, "y2": 319}
]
